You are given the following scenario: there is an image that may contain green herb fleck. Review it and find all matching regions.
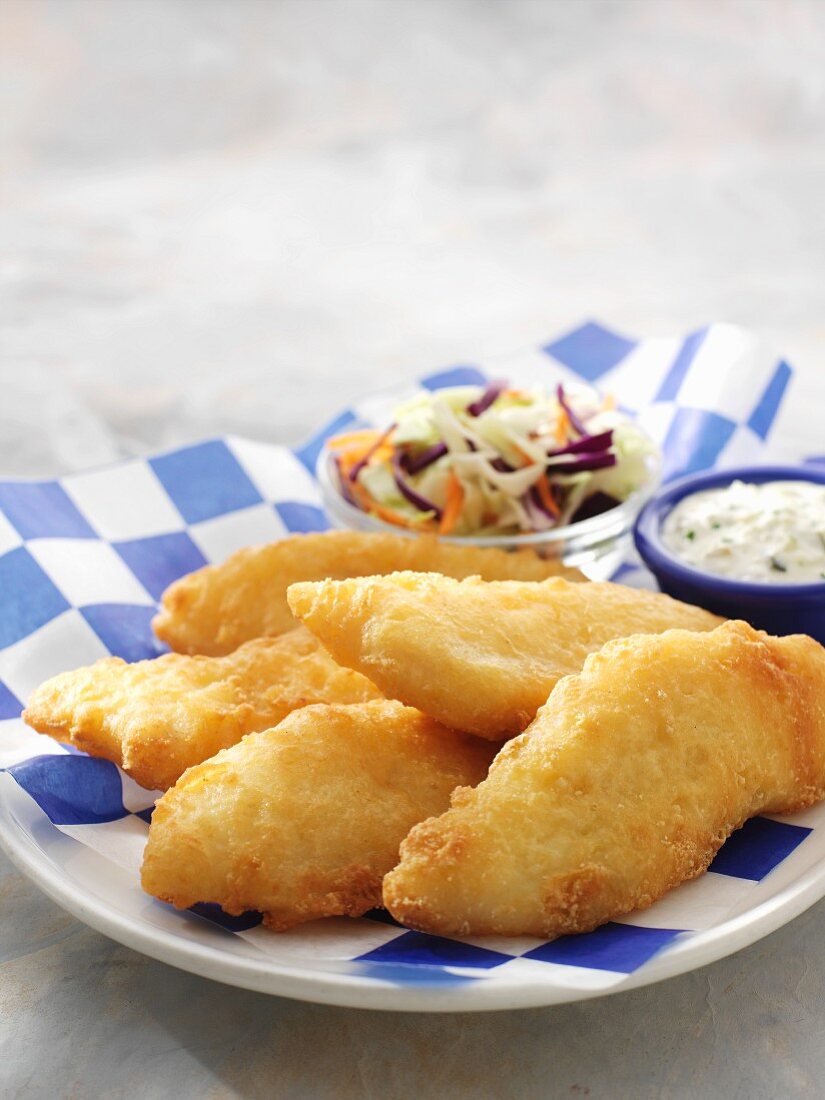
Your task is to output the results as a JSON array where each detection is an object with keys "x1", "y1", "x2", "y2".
[
  {"x1": 770, "y1": 557, "x2": 788, "y2": 573},
  {"x1": 711, "y1": 522, "x2": 721, "y2": 530},
  {"x1": 685, "y1": 530, "x2": 696, "y2": 541}
]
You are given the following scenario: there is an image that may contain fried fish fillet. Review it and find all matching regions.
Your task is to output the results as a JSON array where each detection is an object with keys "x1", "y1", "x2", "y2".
[
  {"x1": 23, "y1": 627, "x2": 381, "y2": 791},
  {"x1": 141, "y1": 700, "x2": 494, "y2": 929},
  {"x1": 153, "y1": 530, "x2": 583, "y2": 656},
  {"x1": 383, "y1": 622, "x2": 825, "y2": 938},
  {"x1": 287, "y1": 572, "x2": 722, "y2": 739}
]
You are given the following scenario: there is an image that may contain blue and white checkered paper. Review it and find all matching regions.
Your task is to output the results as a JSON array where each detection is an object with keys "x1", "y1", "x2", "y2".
[{"x1": 0, "y1": 320, "x2": 814, "y2": 997}]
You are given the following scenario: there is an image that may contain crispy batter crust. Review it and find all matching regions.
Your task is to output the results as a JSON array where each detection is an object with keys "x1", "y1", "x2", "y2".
[
  {"x1": 140, "y1": 701, "x2": 495, "y2": 929},
  {"x1": 152, "y1": 531, "x2": 583, "y2": 656},
  {"x1": 23, "y1": 627, "x2": 381, "y2": 791},
  {"x1": 288, "y1": 572, "x2": 722, "y2": 739},
  {"x1": 382, "y1": 622, "x2": 825, "y2": 937}
]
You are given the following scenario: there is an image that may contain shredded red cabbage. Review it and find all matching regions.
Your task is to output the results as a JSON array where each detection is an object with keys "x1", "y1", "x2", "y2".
[
  {"x1": 547, "y1": 429, "x2": 613, "y2": 458},
  {"x1": 528, "y1": 484, "x2": 559, "y2": 521},
  {"x1": 545, "y1": 451, "x2": 617, "y2": 475},
  {"x1": 467, "y1": 379, "x2": 507, "y2": 417},
  {"x1": 349, "y1": 423, "x2": 396, "y2": 483},
  {"x1": 490, "y1": 456, "x2": 516, "y2": 473},
  {"x1": 522, "y1": 490, "x2": 556, "y2": 531},
  {"x1": 570, "y1": 491, "x2": 621, "y2": 523},
  {"x1": 556, "y1": 384, "x2": 587, "y2": 436},
  {"x1": 391, "y1": 453, "x2": 443, "y2": 519},
  {"x1": 402, "y1": 442, "x2": 448, "y2": 475}
]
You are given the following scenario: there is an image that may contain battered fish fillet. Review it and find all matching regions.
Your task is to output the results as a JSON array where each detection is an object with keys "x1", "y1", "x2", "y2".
[
  {"x1": 153, "y1": 530, "x2": 583, "y2": 656},
  {"x1": 141, "y1": 700, "x2": 494, "y2": 929},
  {"x1": 23, "y1": 627, "x2": 381, "y2": 791},
  {"x1": 287, "y1": 572, "x2": 722, "y2": 739},
  {"x1": 383, "y1": 622, "x2": 825, "y2": 938}
]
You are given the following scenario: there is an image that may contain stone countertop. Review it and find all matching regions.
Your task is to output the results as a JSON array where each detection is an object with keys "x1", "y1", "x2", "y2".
[{"x1": 2, "y1": 1, "x2": 825, "y2": 1096}]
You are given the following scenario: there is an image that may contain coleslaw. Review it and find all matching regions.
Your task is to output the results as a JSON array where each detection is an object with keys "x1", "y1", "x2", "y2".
[{"x1": 327, "y1": 381, "x2": 657, "y2": 537}]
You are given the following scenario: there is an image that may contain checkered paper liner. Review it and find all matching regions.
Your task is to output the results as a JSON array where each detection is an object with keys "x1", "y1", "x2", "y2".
[{"x1": 0, "y1": 320, "x2": 815, "y2": 998}]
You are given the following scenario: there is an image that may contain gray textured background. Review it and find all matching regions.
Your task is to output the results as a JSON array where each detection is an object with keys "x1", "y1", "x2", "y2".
[{"x1": 2, "y1": 1, "x2": 825, "y2": 1096}]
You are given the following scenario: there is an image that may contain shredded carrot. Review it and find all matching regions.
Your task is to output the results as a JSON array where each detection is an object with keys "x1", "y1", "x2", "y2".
[
  {"x1": 555, "y1": 409, "x2": 569, "y2": 445},
  {"x1": 337, "y1": 450, "x2": 367, "y2": 479},
  {"x1": 535, "y1": 473, "x2": 561, "y2": 518},
  {"x1": 334, "y1": 423, "x2": 396, "y2": 479},
  {"x1": 439, "y1": 471, "x2": 465, "y2": 535},
  {"x1": 350, "y1": 480, "x2": 436, "y2": 531},
  {"x1": 327, "y1": 429, "x2": 383, "y2": 451},
  {"x1": 512, "y1": 443, "x2": 537, "y2": 467},
  {"x1": 348, "y1": 480, "x2": 372, "y2": 509},
  {"x1": 371, "y1": 445, "x2": 395, "y2": 467},
  {"x1": 336, "y1": 449, "x2": 360, "y2": 475},
  {"x1": 351, "y1": 483, "x2": 408, "y2": 528},
  {"x1": 338, "y1": 441, "x2": 394, "y2": 472},
  {"x1": 371, "y1": 503, "x2": 415, "y2": 529}
]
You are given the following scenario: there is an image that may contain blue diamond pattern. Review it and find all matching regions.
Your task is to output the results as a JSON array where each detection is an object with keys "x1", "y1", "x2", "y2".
[
  {"x1": 420, "y1": 366, "x2": 487, "y2": 390},
  {"x1": 150, "y1": 441, "x2": 263, "y2": 525},
  {"x1": 80, "y1": 604, "x2": 163, "y2": 662},
  {"x1": 274, "y1": 501, "x2": 330, "y2": 533},
  {"x1": 709, "y1": 817, "x2": 812, "y2": 881},
  {"x1": 524, "y1": 922, "x2": 683, "y2": 974},
  {"x1": 293, "y1": 409, "x2": 364, "y2": 474},
  {"x1": 0, "y1": 481, "x2": 97, "y2": 540},
  {"x1": 661, "y1": 408, "x2": 737, "y2": 481},
  {"x1": 113, "y1": 532, "x2": 207, "y2": 602},
  {"x1": 0, "y1": 547, "x2": 71, "y2": 648},
  {"x1": 6, "y1": 755, "x2": 128, "y2": 825},
  {"x1": 0, "y1": 680, "x2": 23, "y2": 720},
  {"x1": 357, "y1": 931, "x2": 509, "y2": 969},
  {"x1": 544, "y1": 321, "x2": 636, "y2": 382}
]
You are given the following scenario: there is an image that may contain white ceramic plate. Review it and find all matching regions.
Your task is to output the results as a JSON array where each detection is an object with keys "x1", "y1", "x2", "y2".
[{"x1": 3, "y1": 743, "x2": 825, "y2": 1012}]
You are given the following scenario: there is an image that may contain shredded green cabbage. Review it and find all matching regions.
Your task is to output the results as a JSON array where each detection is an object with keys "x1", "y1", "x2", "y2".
[{"x1": 334, "y1": 381, "x2": 657, "y2": 536}]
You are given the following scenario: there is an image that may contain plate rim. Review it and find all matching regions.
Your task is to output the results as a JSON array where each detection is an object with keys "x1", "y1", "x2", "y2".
[{"x1": 2, "y1": 786, "x2": 825, "y2": 1013}]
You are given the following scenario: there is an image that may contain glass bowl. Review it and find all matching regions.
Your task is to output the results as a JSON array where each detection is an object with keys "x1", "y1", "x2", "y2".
[{"x1": 316, "y1": 439, "x2": 662, "y2": 577}]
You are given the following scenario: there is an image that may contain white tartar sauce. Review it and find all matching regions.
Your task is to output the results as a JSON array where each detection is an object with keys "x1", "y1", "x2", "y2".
[{"x1": 662, "y1": 479, "x2": 825, "y2": 584}]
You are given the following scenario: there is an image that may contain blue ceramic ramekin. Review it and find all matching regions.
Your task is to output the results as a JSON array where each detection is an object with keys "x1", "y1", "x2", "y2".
[{"x1": 633, "y1": 464, "x2": 825, "y2": 643}]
